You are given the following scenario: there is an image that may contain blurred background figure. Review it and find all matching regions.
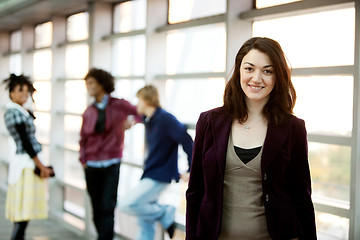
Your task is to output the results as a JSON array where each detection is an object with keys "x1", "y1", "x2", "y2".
[
  {"x1": 120, "y1": 85, "x2": 193, "y2": 240},
  {"x1": 3, "y1": 74, "x2": 53, "y2": 240},
  {"x1": 79, "y1": 68, "x2": 141, "y2": 240}
]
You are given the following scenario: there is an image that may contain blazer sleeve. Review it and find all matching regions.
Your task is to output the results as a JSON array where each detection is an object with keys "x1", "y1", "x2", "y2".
[
  {"x1": 287, "y1": 119, "x2": 317, "y2": 240},
  {"x1": 186, "y1": 112, "x2": 207, "y2": 239}
]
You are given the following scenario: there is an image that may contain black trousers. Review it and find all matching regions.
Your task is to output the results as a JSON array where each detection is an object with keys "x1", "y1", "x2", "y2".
[{"x1": 85, "y1": 163, "x2": 120, "y2": 240}]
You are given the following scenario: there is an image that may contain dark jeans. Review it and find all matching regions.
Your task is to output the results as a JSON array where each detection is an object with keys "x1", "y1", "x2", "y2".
[{"x1": 85, "y1": 163, "x2": 120, "y2": 240}]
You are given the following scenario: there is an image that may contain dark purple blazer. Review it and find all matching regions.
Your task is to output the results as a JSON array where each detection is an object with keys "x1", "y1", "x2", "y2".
[{"x1": 186, "y1": 107, "x2": 317, "y2": 240}]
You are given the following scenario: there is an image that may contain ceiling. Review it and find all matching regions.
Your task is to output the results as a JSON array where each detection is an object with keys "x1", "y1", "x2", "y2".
[{"x1": 0, "y1": 0, "x2": 126, "y2": 32}]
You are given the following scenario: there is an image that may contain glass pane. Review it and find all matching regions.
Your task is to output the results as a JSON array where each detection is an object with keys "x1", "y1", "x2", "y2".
[
  {"x1": 160, "y1": 181, "x2": 188, "y2": 225},
  {"x1": 123, "y1": 124, "x2": 145, "y2": 165},
  {"x1": 166, "y1": 23, "x2": 226, "y2": 74},
  {"x1": 33, "y1": 49, "x2": 52, "y2": 81},
  {"x1": 165, "y1": 78, "x2": 225, "y2": 123},
  {"x1": 252, "y1": 8, "x2": 355, "y2": 68},
  {"x1": 309, "y1": 143, "x2": 350, "y2": 201},
  {"x1": 256, "y1": 0, "x2": 301, "y2": 9},
  {"x1": 117, "y1": 164, "x2": 143, "y2": 198},
  {"x1": 33, "y1": 81, "x2": 51, "y2": 111},
  {"x1": 64, "y1": 115, "x2": 82, "y2": 149},
  {"x1": 67, "y1": 12, "x2": 89, "y2": 41},
  {"x1": 112, "y1": 35, "x2": 146, "y2": 77},
  {"x1": 35, "y1": 21, "x2": 52, "y2": 48},
  {"x1": 293, "y1": 76, "x2": 353, "y2": 136},
  {"x1": 64, "y1": 186, "x2": 85, "y2": 218},
  {"x1": 9, "y1": 53, "x2": 22, "y2": 75},
  {"x1": 316, "y1": 212, "x2": 349, "y2": 240},
  {"x1": 64, "y1": 80, "x2": 87, "y2": 114},
  {"x1": 113, "y1": 0, "x2": 146, "y2": 33},
  {"x1": 169, "y1": 0, "x2": 226, "y2": 24},
  {"x1": 40, "y1": 145, "x2": 50, "y2": 165},
  {"x1": 112, "y1": 79, "x2": 145, "y2": 102},
  {"x1": 10, "y1": 30, "x2": 21, "y2": 52},
  {"x1": 34, "y1": 112, "x2": 51, "y2": 143},
  {"x1": 64, "y1": 149, "x2": 84, "y2": 183},
  {"x1": 65, "y1": 44, "x2": 89, "y2": 79}
]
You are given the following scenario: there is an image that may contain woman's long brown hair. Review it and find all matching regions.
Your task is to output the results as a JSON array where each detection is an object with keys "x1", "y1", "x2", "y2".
[{"x1": 223, "y1": 37, "x2": 296, "y2": 126}]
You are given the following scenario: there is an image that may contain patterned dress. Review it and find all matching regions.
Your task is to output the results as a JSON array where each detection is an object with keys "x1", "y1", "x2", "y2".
[{"x1": 4, "y1": 101, "x2": 48, "y2": 222}]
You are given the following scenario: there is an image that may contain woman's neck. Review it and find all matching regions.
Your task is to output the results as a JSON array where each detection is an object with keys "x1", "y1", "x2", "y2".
[{"x1": 246, "y1": 99, "x2": 267, "y2": 121}]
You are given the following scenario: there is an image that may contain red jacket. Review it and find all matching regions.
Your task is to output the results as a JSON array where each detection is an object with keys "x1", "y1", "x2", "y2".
[
  {"x1": 186, "y1": 107, "x2": 317, "y2": 240},
  {"x1": 79, "y1": 97, "x2": 140, "y2": 164}
]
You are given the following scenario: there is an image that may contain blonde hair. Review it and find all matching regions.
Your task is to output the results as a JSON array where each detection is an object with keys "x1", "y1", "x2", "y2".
[{"x1": 136, "y1": 85, "x2": 161, "y2": 108}]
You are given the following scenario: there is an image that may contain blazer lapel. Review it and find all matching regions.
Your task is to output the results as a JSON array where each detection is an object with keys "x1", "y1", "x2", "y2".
[
  {"x1": 210, "y1": 109, "x2": 232, "y2": 174},
  {"x1": 261, "y1": 119, "x2": 291, "y2": 173}
]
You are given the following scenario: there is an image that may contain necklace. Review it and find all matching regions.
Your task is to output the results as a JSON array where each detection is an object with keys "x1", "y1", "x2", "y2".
[{"x1": 241, "y1": 117, "x2": 265, "y2": 130}]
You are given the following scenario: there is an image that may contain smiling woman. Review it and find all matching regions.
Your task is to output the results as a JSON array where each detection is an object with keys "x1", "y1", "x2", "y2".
[{"x1": 186, "y1": 37, "x2": 316, "y2": 240}]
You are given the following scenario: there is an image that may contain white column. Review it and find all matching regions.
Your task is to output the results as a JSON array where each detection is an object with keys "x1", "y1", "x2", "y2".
[
  {"x1": 145, "y1": 0, "x2": 168, "y2": 106},
  {"x1": 48, "y1": 16, "x2": 66, "y2": 216},
  {"x1": 226, "y1": 0, "x2": 253, "y2": 77},
  {"x1": 88, "y1": 2, "x2": 112, "y2": 70},
  {"x1": 0, "y1": 32, "x2": 10, "y2": 189},
  {"x1": 349, "y1": 1, "x2": 360, "y2": 239},
  {"x1": 21, "y1": 25, "x2": 34, "y2": 76}
]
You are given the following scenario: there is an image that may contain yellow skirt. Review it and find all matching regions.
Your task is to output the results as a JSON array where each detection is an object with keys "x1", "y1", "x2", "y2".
[{"x1": 5, "y1": 168, "x2": 48, "y2": 222}]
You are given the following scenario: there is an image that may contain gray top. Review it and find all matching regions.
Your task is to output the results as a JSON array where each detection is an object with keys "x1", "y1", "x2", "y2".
[{"x1": 219, "y1": 131, "x2": 271, "y2": 240}]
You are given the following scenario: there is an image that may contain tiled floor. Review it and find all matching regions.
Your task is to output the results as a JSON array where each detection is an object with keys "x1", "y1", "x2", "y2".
[{"x1": 0, "y1": 190, "x2": 90, "y2": 240}]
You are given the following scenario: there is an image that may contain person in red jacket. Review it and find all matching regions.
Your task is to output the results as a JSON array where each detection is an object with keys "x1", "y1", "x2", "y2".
[{"x1": 79, "y1": 68, "x2": 141, "y2": 240}]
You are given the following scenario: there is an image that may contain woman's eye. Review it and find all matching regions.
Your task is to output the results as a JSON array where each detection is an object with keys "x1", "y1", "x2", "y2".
[
  {"x1": 264, "y1": 69, "x2": 273, "y2": 74},
  {"x1": 245, "y1": 67, "x2": 253, "y2": 72}
]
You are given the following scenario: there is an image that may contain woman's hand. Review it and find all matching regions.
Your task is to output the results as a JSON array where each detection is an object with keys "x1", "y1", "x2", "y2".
[{"x1": 40, "y1": 166, "x2": 53, "y2": 178}]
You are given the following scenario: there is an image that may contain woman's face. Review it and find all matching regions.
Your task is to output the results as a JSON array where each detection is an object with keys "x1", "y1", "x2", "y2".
[
  {"x1": 240, "y1": 49, "x2": 275, "y2": 105},
  {"x1": 10, "y1": 84, "x2": 29, "y2": 106},
  {"x1": 85, "y1": 76, "x2": 105, "y2": 97}
]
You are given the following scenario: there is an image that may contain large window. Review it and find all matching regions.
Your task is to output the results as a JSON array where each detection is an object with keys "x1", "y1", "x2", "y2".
[
  {"x1": 253, "y1": 3, "x2": 355, "y2": 239},
  {"x1": 113, "y1": 0, "x2": 146, "y2": 33},
  {"x1": 168, "y1": 0, "x2": 226, "y2": 24},
  {"x1": 33, "y1": 22, "x2": 53, "y2": 165},
  {"x1": 63, "y1": 11, "x2": 89, "y2": 186},
  {"x1": 9, "y1": 30, "x2": 22, "y2": 75}
]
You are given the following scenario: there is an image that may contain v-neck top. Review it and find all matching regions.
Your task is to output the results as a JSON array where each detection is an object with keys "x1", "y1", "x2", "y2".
[{"x1": 219, "y1": 131, "x2": 271, "y2": 240}]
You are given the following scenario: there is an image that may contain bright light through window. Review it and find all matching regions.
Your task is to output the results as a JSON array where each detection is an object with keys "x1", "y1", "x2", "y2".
[
  {"x1": 113, "y1": 0, "x2": 146, "y2": 33},
  {"x1": 165, "y1": 78, "x2": 225, "y2": 123},
  {"x1": 112, "y1": 35, "x2": 146, "y2": 77},
  {"x1": 256, "y1": 0, "x2": 301, "y2": 9},
  {"x1": 35, "y1": 21, "x2": 52, "y2": 48},
  {"x1": 10, "y1": 30, "x2": 21, "y2": 52},
  {"x1": 65, "y1": 44, "x2": 89, "y2": 78},
  {"x1": 168, "y1": 0, "x2": 226, "y2": 24},
  {"x1": 293, "y1": 76, "x2": 353, "y2": 136},
  {"x1": 9, "y1": 53, "x2": 22, "y2": 75},
  {"x1": 166, "y1": 23, "x2": 226, "y2": 74},
  {"x1": 253, "y1": 8, "x2": 355, "y2": 68},
  {"x1": 67, "y1": 12, "x2": 89, "y2": 41},
  {"x1": 33, "y1": 81, "x2": 51, "y2": 112},
  {"x1": 33, "y1": 49, "x2": 52, "y2": 81}
]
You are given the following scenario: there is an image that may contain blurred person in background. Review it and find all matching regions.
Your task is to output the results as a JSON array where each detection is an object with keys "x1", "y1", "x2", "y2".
[
  {"x1": 186, "y1": 37, "x2": 317, "y2": 240},
  {"x1": 120, "y1": 85, "x2": 193, "y2": 240},
  {"x1": 3, "y1": 74, "x2": 54, "y2": 240},
  {"x1": 79, "y1": 68, "x2": 141, "y2": 240}
]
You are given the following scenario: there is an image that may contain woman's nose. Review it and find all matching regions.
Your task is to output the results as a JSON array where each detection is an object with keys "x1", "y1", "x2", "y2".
[{"x1": 251, "y1": 70, "x2": 262, "y2": 83}]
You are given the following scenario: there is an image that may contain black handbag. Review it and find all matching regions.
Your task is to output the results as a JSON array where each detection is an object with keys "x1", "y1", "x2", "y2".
[{"x1": 34, "y1": 166, "x2": 55, "y2": 177}]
